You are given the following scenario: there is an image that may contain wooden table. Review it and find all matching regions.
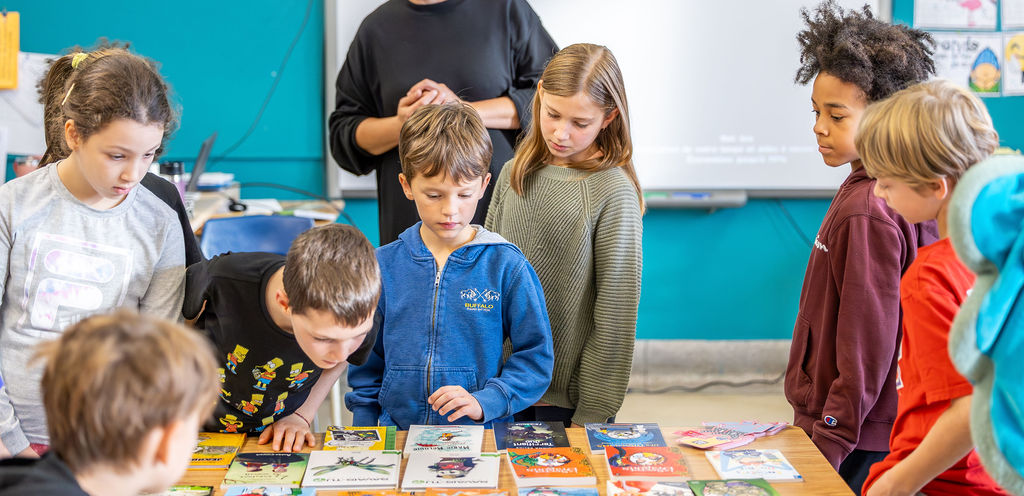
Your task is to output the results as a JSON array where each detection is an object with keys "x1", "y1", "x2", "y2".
[{"x1": 179, "y1": 427, "x2": 852, "y2": 495}]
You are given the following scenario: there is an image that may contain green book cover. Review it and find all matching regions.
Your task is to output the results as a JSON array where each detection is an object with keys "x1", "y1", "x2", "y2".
[
  {"x1": 221, "y1": 452, "x2": 309, "y2": 488},
  {"x1": 687, "y1": 479, "x2": 780, "y2": 496}
]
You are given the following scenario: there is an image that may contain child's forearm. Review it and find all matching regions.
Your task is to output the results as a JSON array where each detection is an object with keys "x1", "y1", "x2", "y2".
[
  {"x1": 295, "y1": 364, "x2": 347, "y2": 421},
  {"x1": 884, "y1": 395, "x2": 974, "y2": 493}
]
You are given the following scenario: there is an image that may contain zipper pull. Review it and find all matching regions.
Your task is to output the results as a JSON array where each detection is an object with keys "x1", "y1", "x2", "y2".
[{"x1": 435, "y1": 269, "x2": 442, "y2": 288}]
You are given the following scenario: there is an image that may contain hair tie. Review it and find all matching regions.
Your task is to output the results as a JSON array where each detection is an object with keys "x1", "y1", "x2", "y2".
[{"x1": 71, "y1": 52, "x2": 88, "y2": 69}]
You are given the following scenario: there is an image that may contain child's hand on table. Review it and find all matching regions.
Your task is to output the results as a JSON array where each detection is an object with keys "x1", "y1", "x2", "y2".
[
  {"x1": 258, "y1": 413, "x2": 316, "y2": 452},
  {"x1": 428, "y1": 385, "x2": 483, "y2": 422}
]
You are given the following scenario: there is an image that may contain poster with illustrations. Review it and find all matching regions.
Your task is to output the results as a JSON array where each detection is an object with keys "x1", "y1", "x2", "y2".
[
  {"x1": 1003, "y1": 0, "x2": 1024, "y2": 29},
  {"x1": 931, "y1": 32, "x2": 1004, "y2": 96},
  {"x1": 915, "y1": 0, "x2": 997, "y2": 30},
  {"x1": 1003, "y1": 32, "x2": 1024, "y2": 95}
]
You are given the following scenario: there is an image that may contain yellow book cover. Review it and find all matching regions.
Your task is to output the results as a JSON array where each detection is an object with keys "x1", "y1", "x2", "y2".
[
  {"x1": 324, "y1": 426, "x2": 397, "y2": 450},
  {"x1": 190, "y1": 432, "x2": 246, "y2": 469}
]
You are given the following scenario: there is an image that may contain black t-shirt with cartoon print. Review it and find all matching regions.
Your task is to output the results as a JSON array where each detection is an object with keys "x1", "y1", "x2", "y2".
[{"x1": 184, "y1": 252, "x2": 374, "y2": 433}]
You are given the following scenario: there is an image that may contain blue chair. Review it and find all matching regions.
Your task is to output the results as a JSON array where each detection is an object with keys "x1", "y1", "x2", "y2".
[{"x1": 199, "y1": 215, "x2": 315, "y2": 259}]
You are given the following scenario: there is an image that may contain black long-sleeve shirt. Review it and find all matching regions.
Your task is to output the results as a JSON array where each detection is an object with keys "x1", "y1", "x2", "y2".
[{"x1": 328, "y1": 0, "x2": 557, "y2": 244}]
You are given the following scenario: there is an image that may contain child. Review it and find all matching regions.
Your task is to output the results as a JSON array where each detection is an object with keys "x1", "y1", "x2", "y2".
[
  {"x1": 346, "y1": 102, "x2": 554, "y2": 429},
  {"x1": 783, "y1": 3, "x2": 939, "y2": 492},
  {"x1": 0, "y1": 47, "x2": 186, "y2": 458},
  {"x1": 857, "y1": 80, "x2": 1005, "y2": 496},
  {"x1": 0, "y1": 310, "x2": 219, "y2": 496},
  {"x1": 485, "y1": 43, "x2": 644, "y2": 427},
  {"x1": 184, "y1": 223, "x2": 380, "y2": 451},
  {"x1": 36, "y1": 42, "x2": 202, "y2": 266}
]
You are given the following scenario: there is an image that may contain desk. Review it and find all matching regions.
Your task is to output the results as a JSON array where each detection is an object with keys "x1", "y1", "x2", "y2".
[
  {"x1": 189, "y1": 190, "x2": 345, "y2": 235},
  {"x1": 178, "y1": 427, "x2": 853, "y2": 496}
]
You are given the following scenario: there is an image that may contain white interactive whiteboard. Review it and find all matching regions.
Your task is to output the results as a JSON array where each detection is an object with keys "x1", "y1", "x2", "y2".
[{"x1": 324, "y1": 0, "x2": 886, "y2": 198}]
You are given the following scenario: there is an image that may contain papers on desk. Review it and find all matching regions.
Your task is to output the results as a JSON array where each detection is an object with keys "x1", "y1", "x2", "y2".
[{"x1": 241, "y1": 198, "x2": 283, "y2": 215}]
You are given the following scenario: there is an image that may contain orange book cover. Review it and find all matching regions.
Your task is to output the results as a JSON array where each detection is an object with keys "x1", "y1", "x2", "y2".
[
  {"x1": 604, "y1": 446, "x2": 689, "y2": 481},
  {"x1": 506, "y1": 447, "x2": 596, "y2": 487}
]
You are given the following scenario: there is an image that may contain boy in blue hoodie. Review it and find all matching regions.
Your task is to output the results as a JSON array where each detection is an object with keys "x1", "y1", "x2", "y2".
[{"x1": 346, "y1": 103, "x2": 554, "y2": 429}]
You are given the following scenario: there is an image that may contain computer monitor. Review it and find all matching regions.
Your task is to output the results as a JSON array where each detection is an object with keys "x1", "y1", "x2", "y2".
[{"x1": 186, "y1": 132, "x2": 218, "y2": 193}]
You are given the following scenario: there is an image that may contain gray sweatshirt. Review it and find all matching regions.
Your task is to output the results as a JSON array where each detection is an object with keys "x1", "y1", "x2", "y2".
[{"x1": 0, "y1": 165, "x2": 185, "y2": 453}]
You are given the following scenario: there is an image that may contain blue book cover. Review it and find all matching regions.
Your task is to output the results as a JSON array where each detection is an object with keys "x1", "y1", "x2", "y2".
[
  {"x1": 223, "y1": 487, "x2": 316, "y2": 496},
  {"x1": 493, "y1": 422, "x2": 570, "y2": 451},
  {"x1": 583, "y1": 423, "x2": 666, "y2": 453}
]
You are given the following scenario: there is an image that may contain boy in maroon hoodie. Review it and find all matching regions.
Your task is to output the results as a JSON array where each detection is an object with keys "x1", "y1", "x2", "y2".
[{"x1": 785, "y1": 2, "x2": 938, "y2": 494}]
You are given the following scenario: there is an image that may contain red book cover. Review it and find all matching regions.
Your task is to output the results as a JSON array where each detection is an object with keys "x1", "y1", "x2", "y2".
[{"x1": 604, "y1": 446, "x2": 690, "y2": 481}]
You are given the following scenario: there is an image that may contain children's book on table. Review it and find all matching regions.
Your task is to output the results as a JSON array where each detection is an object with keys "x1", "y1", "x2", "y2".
[
  {"x1": 221, "y1": 452, "x2": 310, "y2": 488},
  {"x1": 301, "y1": 449, "x2": 402, "y2": 489},
  {"x1": 318, "y1": 491, "x2": 413, "y2": 496},
  {"x1": 506, "y1": 447, "x2": 597, "y2": 487},
  {"x1": 583, "y1": 423, "x2": 667, "y2": 454},
  {"x1": 603, "y1": 446, "x2": 689, "y2": 481},
  {"x1": 673, "y1": 427, "x2": 752, "y2": 450},
  {"x1": 401, "y1": 452, "x2": 502, "y2": 490},
  {"x1": 223, "y1": 487, "x2": 316, "y2": 496},
  {"x1": 425, "y1": 489, "x2": 510, "y2": 496},
  {"x1": 142, "y1": 486, "x2": 214, "y2": 495},
  {"x1": 223, "y1": 488, "x2": 316, "y2": 496},
  {"x1": 404, "y1": 424, "x2": 485, "y2": 457},
  {"x1": 704, "y1": 449, "x2": 802, "y2": 482},
  {"x1": 493, "y1": 421, "x2": 570, "y2": 452},
  {"x1": 687, "y1": 479, "x2": 780, "y2": 496},
  {"x1": 517, "y1": 487, "x2": 601, "y2": 496},
  {"x1": 324, "y1": 425, "x2": 398, "y2": 450},
  {"x1": 189, "y1": 432, "x2": 246, "y2": 469},
  {"x1": 606, "y1": 480, "x2": 694, "y2": 496}
]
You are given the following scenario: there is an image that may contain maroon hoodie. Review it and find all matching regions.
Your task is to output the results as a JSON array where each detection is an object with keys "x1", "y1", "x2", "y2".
[{"x1": 785, "y1": 166, "x2": 938, "y2": 468}]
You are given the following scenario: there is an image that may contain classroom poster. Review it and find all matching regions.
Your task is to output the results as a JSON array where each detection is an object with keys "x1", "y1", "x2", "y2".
[
  {"x1": 1003, "y1": 32, "x2": 1024, "y2": 95},
  {"x1": 0, "y1": 51, "x2": 49, "y2": 155},
  {"x1": 1003, "y1": 0, "x2": 1024, "y2": 29},
  {"x1": 915, "y1": 0, "x2": 997, "y2": 30},
  {"x1": 931, "y1": 32, "x2": 1004, "y2": 96}
]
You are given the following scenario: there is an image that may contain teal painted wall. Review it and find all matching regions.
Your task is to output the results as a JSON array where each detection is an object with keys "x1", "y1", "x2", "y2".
[{"x1": 11, "y1": 1, "x2": 1019, "y2": 339}]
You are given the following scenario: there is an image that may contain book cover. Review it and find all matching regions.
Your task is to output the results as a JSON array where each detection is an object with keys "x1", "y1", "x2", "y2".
[
  {"x1": 401, "y1": 452, "x2": 502, "y2": 490},
  {"x1": 506, "y1": 447, "x2": 597, "y2": 487},
  {"x1": 221, "y1": 452, "x2": 310, "y2": 488},
  {"x1": 687, "y1": 479, "x2": 780, "y2": 496},
  {"x1": 704, "y1": 450, "x2": 802, "y2": 482},
  {"x1": 190, "y1": 432, "x2": 246, "y2": 468},
  {"x1": 317, "y1": 491, "x2": 412, "y2": 496},
  {"x1": 426, "y1": 489, "x2": 510, "y2": 496},
  {"x1": 517, "y1": 488, "x2": 601, "y2": 496},
  {"x1": 604, "y1": 446, "x2": 689, "y2": 481},
  {"x1": 142, "y1": 486, "x2": 214, "y2": 496},
  {"x1": 324, "y1": 426, "x2": 398, "y2": 450},
  {"x1": 493, "y1": 422, "x2": 570, "y2": 451},
  {"x1": 583, "y1": 423, "x2": 667, "y2": 453},
  {"x1": 404, "y1": 425, "x2": 485, "y2": 457},
  {"x1": 223, "y1": 487, "x2": 317, "y2": 496},
  {"x1": 607, "y1": 480, "x2": 694, "y2": 496},
  {"x1": 673, "y1": 427, "x2": 753, "y2": 451},
  {"x1": 302, "y1": 449, "x2": 401, "y2": 489}
]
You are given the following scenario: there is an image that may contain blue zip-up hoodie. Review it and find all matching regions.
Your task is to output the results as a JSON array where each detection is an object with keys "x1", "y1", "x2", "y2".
[{"x1": 346, "y1": 223, "x2": 554, "y2": 429}]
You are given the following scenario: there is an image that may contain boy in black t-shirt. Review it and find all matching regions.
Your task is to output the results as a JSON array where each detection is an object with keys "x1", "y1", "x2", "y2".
[{"x1": 184, "y1": 224, "x2": 381, "y2": 452}]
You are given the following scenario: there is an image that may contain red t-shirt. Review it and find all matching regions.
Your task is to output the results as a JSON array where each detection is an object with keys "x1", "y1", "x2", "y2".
[{"x1": 863, "y1": 239, "x2": 1005, "y2": 495}]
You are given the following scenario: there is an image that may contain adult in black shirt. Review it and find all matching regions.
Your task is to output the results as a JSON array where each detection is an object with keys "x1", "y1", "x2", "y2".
[{"x1": 328, "y1": 0, "x2": 557, "y2": 245}]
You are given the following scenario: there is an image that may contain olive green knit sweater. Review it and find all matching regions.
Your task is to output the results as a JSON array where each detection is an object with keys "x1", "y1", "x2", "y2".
[{"x1": 485, "y1": 161, "x2": 642, "y2": 425}]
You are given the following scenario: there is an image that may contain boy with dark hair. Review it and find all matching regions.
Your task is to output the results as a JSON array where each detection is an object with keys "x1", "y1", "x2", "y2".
[
  {"x1": 0, "y1": 311, "x2": 220, "y2": 496},
  {"x1": 784, "y1": 2, "x2": 939, "y2": 493},
  {"x1": 346, "y1": 103, "x2": 554, "y2": 429},
  {"x1": 184, "y1": 223, "x2": 381, "y2": 451}
]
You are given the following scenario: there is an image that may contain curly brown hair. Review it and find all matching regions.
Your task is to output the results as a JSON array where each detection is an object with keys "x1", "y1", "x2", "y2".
[{"x1": 795, "y1": 0, "x2": 935, "y2": 102}]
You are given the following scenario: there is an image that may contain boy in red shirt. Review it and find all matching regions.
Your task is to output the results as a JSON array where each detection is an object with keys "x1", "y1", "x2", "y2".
[
  {"x1": 858, "y1": 80, "x2": 1006, "y2": 496},
  {"x1": 786, "y1": 3, "x2": 938, "y2": 493}
]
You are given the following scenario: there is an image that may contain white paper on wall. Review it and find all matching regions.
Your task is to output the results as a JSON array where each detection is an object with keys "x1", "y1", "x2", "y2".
[{"x1": 915, "y1": 0, "x2": 997, "y2": 30}]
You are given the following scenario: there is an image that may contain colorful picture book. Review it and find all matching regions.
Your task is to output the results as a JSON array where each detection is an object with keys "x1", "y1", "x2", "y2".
[
  {"x1": 493, "y1": 421, "x2": 570, "y2": 451},
  {"x1": 673, "y1": 427, "x2": 752, "y2": 451},
  {"x1": 404, "y1": 425, "x2": 485, "y2": 457},
  {"x1": 190, "y1": 432, "x2": 246, "y2": 469},
  {"x1": 583, "y1": 423, "x2": 667, "y2": 454},
  {"x1": 704, "y1": 450, "x2": 802, "y2": 482},
  {"x1": 318, "y1": 491, "x2": 412, "y2": 496},
  {"x1": 517, "y1": 488, "x2": 600, "y2": 496},
  {"x1": 506, "y1": 447, "x2": 597, "y2": 487},
  {"x1": 426, "y1": 490, "x2": 510, "y2": 496},
  {"x1": 401, "y1": 452, "x2": 502, "y2": 490},
  {"x1": 604, "y1": 446, "x2": 689, "y2": 481},
  {"x1": 687, "y1": 479, "x2": 780, "y2": 496},
  {"x1": 700, "y1": 421, "x2": 788, "y2": 438},
  {"x1": 221, "y1": 452, "x2": 310, "y2": 488},
  {"x1": 142, "y1": 486, "x2": 214, "y2": 496},
  {"x1": 301, "y1": 449, "x2": 402, "y2": 489},
  {"x1": 607, "y1": 480, "x2": 694, "y2": 496},
  {"x1": 324, "y1": 426, "x2": 398, "y2": 450},
  {"x1": 223, "y1": 488, "x2": 316, "y2": 496}
]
